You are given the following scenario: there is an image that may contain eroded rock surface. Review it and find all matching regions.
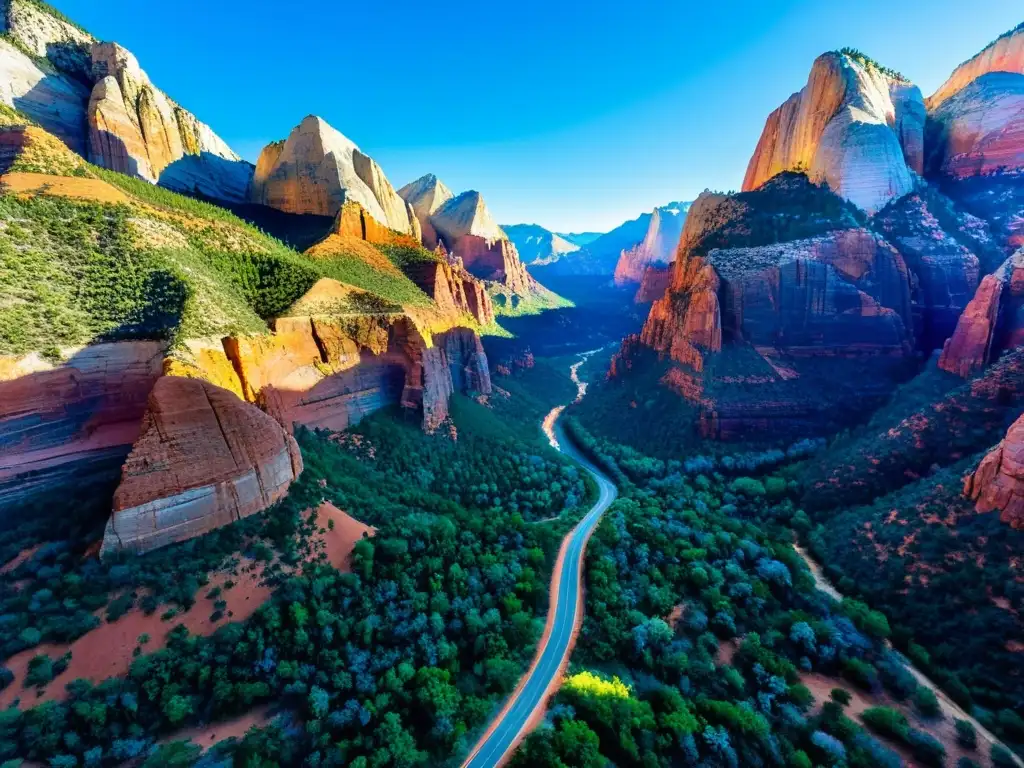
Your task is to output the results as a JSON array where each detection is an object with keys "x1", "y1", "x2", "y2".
[
  {"x1": 927, "y1": 25, "x2": 1024, "y2": 111},
  {"x1": 743, "y1": 51, "x2": 924, "y2": 213},
  {"x1": 614, "y1": 203, "x2": 690, "y2": 285},
  {"x1": 940, "y1": 249, "x2": 1024, "y2": 376},
  {"x1": 103, "y1": 377, "x2": 303, "y2": 555},
  {"x1": 965, "y1": 412, "x2": 1024, "y2": 529}
]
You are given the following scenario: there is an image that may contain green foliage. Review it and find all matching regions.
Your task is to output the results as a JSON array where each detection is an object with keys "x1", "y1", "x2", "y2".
[
  {"x1": 836, "y1": 47, "x2": 907, "y2": 81},
  {"x1": 955, "y1": 719, "x2": 977, "y2": 750},
  {"x1": 861, "y1": 706, "x2": 909, "y2": 740},
  {"x1": 912, "y1": 686, "x2": 940, "y2": 718}
]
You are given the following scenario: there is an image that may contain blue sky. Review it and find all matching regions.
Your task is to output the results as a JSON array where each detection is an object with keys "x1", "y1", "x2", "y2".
[{"x1": 57, "y1": 0, "x2": 1021, "y2": 232}]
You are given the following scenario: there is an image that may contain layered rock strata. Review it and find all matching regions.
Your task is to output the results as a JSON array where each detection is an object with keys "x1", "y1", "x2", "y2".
[
  {"x1": 743, "y1": 51, "x2": 925, "y2": 213},
  {"x1": 102, "y1": 377, "x2": 303, "y2": 555},
  {"x1": 939, "y1": 249, "x2": 1024, "y2": 376},
  {"x1": 927, "y1": 25, "x2": 1024, "y2": 111},
  {"x1": 965, "y1": 412, "x2": 1024, "y2": 529}
]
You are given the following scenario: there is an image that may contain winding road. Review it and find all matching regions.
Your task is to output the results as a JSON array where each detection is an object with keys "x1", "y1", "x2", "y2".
[{"x1": 462, "y1": 350, "x2": 618, "y2": 768}]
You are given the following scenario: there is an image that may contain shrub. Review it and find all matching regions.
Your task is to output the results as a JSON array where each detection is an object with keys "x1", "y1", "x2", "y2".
[
  {"x1": 861, "y1": 706, "x2": 908, "y2": 740},
  {"x1": 830, "y1": 688, "x2": 851, "y2": 707},
  {"x1": 906, "y1": 729, "x2": 946, "y2": 767},
  {"x1": 913, "y1": 686, "x2": 941, "y2": 718},
  {"x1": 991, "y1": 745, "x2": 1018, "y2": 768},
  {"x1": 730, "y1": 477, "x2": 766, "y2": 498},
  {"x1": 954, "y1": 719, "x2": 977, "y2": 750}
]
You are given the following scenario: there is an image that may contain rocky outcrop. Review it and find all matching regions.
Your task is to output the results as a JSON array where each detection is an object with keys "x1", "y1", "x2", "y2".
[
  {"x1": 927, "y1": 25, "x2": 1024, "y2": 111},
  {"x1": 873, "y1": 191, "x2": 1003, "y2": 349},
  {"x1": 428, "y1": 190, "x2": 538, "y2": 295},
  {"x1": 1, "y1": 0, "x2": 94, "y2": 79},
  {"x1": 249, "y1": 116, "x2": 416, "y2": 235},
  {"x1": 939, "y1": 249, "x2": 1024, "y2": 376},
  {"x1": 614, "y1": 203, "x2": 690, "y2": 285},
  {"x1": 102, "y1": 377, "x2": 303, "y2": 555},
  {"x1": 402, "y1": 258, "x2": 496, "y2": 326},
  {"x1": 743, "y1": 51, "x2": 924, "y2": 213},
  {"x1": 87, "y1": 43, "x2": 252, "y2": 202},
  {"x1": 965, "y1": 412, "x2": 1024, "y2": 529},
  {"x1": 0, "y1": 342, "x2": 165, "y2": 507},
  {"x1": 926, "y1": 72, "x2": 1024, "y2": 179},
  {"x1": 635, "y1": 266, "x2": 671, "y2": 303},
  {"x1": 503, "y1": 223, "x2": 580, "y2": 266},
  {"x1": 0, "y1": 37, "x2": 89, "y2": 155},
  {"x1": 398, "y1": 173, "x2": 454, "y2": 250},
  {"x1": 334, "y1": 200, "x2": 395, "y2": 244}
]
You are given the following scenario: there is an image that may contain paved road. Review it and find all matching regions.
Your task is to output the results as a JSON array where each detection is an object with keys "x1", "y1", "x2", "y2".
[{"x1": 462, "y1": 353, "x2": 618, "y2": 768}]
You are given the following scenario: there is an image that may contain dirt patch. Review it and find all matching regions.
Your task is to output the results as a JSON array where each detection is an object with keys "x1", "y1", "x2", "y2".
[
  {"x1": 0, "y1": 545, "x2": 41, "y2": 574},
  {"x1": 0, "y1": 562, "x2": 272, "y2": 708},
  {"x1": 164, "y1": 705, "x2": 274, "y2": 750},
  {"x1": 307, "y1": 502, "x2": 375, "y2": 571},
  {"x1": 0, "y1": 172, "x2": 130, "y2": 204}
]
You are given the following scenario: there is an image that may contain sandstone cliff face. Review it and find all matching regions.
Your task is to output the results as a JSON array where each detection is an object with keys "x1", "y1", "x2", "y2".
[
  {"x1": 0, "y1": 37, "x2": 89, "y2": 155},
  {"x1": 939, "y1": 249, "x2": 1024, "y2": 376},
  {"x1": 398, "y1": 174, "x2": 454, "y2": 250},
  {"x1": 614, "y1": 203, "x2": 690, "y2": 285},
  {"x1": 249, "y1": 116, "x2": 416, "y2": 235},
  {"x1": 635, "y1": 266, "x2": 671, "y2": 303},
  {"x1": 743, "y1": 52, "x2": 924, "y2": 213},
  {"x1": 103, "y1": 377, "x2": 303, "y2": 555},
  {"x1": 965, "y1": 412, "x2": 1024, "y2": 529},
  {"x1": 928, "y1": 25, "x2": 1024, "y2": 111},
  {"x1": 0, "y1": 342, "x2": 165, "y2": 507},
  {"x1": 926, "y1": 72, "x2": 1024, "y2": 179},
  {"x1": 873, "y1": 192, "x2": 1003, "y2": 349},
  {"x1": 402, "y1": 258, "x2": 496, "y2": 326},
  {"x1": 87, "y1": 43, "x2": 252, "y2": 202}
]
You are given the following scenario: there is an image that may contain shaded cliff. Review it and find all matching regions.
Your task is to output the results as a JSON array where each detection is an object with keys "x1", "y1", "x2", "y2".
[{"x1": 613, "y1": 202, "x2": 691, "y2": 286}]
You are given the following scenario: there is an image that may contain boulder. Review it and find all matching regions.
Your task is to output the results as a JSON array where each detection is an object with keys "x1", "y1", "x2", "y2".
[
  {"x1": 614, "y1": 203, "x2": 690, "y2": 285},
  {"x1": 965, "y1": 412, "x2": 1024, "y2": 529},
  {"x1": 939, "y1": 249, "x2": 1024, "y2": 376},
  {"x1": 743, "y1": 51, "x2": 924, "y2": 213},
  {"x1": 102, "y1": 377, "x2": 303, "y2": 555},
  {"x1": 87, "y1": 42, "x2": 252, "y2": 202},
  {"x1": 249, "y1": 115, "x2": 416, "y2": 235}
]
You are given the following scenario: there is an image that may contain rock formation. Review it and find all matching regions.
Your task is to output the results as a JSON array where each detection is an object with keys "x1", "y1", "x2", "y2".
[
  {"x1": 635, "y1": 266, "x2": 672, "y2": 303},
  {"x1": 503, "y1": 223, "x2": 580, "y2": 266},
  {"x1": 0, "y1": 37, "x2": 90, "y2": 155},
  {"x1": 0, "y1": 342, "x2": 165, "y2": 508},
  {"x1": 102, "y1": 377, "x2": 303, "y2": 555},
  {"x1": 927, "y1": 24, "x2": 1024, "y2": 112},
  {"x1": 614, "y1": 202, "x2": 691, "y2": 285},
  {"x1": 249, "y1": 116, "x2": 417, "y2": 236},
  {"x1": 965, "y1": 412, "x2": 1024, "y2": 529},
  {"x1": 926, "y1": 72, "x2": 1024, "y2": 179},
  {"x1": 743, "y1": 51, "x2": 925, "y2": 213},
  {"x1": 401, "y1": 258, "x2": 496, "y2": 326},
  {"x1": 873, "y1": 191, "x2": 1003, "y2": 349},
  {"x1": 939, "y1": 249, "x2": 1024, "y2": 376},
  {"x1": 397, "y1": 173, "x2": 453, "y2": 250},
  {"x1": 87, "y1": 43, "x2": 252, "y2": 202},
  {"x1": 427, "y1": 190, "x2": 537, "y2": 296}
]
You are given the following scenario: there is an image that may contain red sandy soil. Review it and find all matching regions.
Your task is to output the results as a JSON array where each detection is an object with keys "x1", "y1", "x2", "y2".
[
  {"x1": 0, "y1": 545, "x2": 40, "y2": 574},
  {"x1": 162, "y1": 706, "x2": 273, "y2": 749},
  {"x1": 307, "y1": 502, "x2": 375, "y2": 571},
  {"x1": 0, "y1": 172, "x2": 129, "y2": 203},
  {"x1": 0, "y1": 562, "x2": 271, "y2": 708},
  {"x1": 801, "y1": 671, "x2": 1000, "y2": 767}
]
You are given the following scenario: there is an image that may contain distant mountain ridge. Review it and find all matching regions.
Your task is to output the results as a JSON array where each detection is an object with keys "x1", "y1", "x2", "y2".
[
  {"x1": 502, "y1": 223, "x2": 580, "y2": 265},
  {"x1": 557, "y1": 231, "x2": 602, "y2": 246}
]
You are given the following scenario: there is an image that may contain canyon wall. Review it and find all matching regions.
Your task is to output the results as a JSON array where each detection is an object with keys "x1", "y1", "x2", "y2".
[{"x1": 614, "y1": 203, "x2": 690, "y2": 286}]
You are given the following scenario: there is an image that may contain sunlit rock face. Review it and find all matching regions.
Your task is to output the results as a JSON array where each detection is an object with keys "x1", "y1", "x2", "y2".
[
  {"x1": 939, "y1": 249, "x2": 1024, "y2": 377},
  {"x1": 87, "y1": 43, "x2": 252, "y2": 201},
  {"x1": 502, "y1": 223, "x2": 580, "y2": 266},
  {"x1": 965, "y1": 412, "x2": 1024, "y2": 529},
  {"x1": 926, "y1": 72, "x2": 1024, "y2": 179},
  {"x1": 398, "y1": 174, "x2": 455, "y2": 250},
  {"x1": 249, "y1": 116, "x2": 417, "y2": 234},
  {"x1": 102, "y1": 377, "x2": 303, "y2": 556},
  {"x1": 743, "y1": 51, "x2": 925, "y2": 213},
  {"x1": 614, "y1": 203, "x2": 691, "y2": 286},
  {"x1": 927, "y1": 25, "x2": 1024, "y2": 112}
]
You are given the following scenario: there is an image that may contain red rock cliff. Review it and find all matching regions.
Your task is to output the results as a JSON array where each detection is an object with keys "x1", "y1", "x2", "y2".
[
  {"x1": 940, "y1": 249, "x2": 1024, "y2": 376},
  {"x1": 614, "y1": 204, "x2": 689, "y2": 286},
  {"x1": 103, "y1": 377, "x2": 303, "y2": 555},
  {"x1": 965, "y1": 412, "x2": 1024, "y2": 529}
]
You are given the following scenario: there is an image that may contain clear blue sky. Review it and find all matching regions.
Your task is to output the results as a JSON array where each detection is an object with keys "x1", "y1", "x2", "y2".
[{"x1": 55, "y1": 0, "x2": 1021, "y2": 232}]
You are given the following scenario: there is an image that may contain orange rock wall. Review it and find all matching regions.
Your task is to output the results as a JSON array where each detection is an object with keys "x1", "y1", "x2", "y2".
[
  {"x1": 965, "y1": 412, "x2": 1024, "y2": 529},
  {"x1": 927, "y1": 27, "x2": 1024, "y2": 111}
]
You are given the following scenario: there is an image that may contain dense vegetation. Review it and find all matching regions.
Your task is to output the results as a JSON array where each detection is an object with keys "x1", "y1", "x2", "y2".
[
  {"x1": 514, "y1": 421, "x2": 962, "y2": 768},
  {"x1": 0, "y1": 360, "x2": 594, "y2": 766}
]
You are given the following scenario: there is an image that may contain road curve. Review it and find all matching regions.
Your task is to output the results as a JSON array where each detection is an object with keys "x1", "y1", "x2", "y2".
[{"x1": 462, "y1": 351, "x2": 618, "y2": 768}]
